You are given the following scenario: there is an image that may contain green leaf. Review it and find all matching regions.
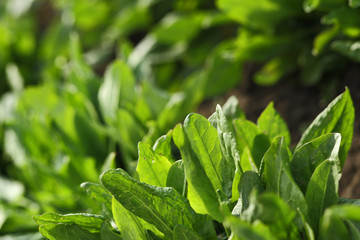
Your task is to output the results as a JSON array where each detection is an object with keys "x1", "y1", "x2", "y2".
[
  {"x1": 313, "y1": 24, "x2": 340, "y2": 56},
  {"x1": 296, "y1": 88, "x2": 354, "y2": 168},
  {"x1": 305, "y1": 160, "x2": 339, "y2": 235},
  {"x1": 232, "y1": 171, "x2": 263, "y2": 215},
  {"x1": 80, "y1": 182, "x2": 113, "y2": 218},
  {"x1": 262, "y1": 137, "x2": 308, "y2": 217},
  {"x1": 291, "y1": 133, "x2": 341, "y2": 193},
  {"x1": 136, "y1": 142, "x2": 172, "y2": 187},
  {"x1": 183, "y1": 113, "x2": 223, "y2": 193},
  {"x1": 257, "y1": 102, "x2": 291, "y2": 146},
  {"x1": 173, "y1": 124, "x2": 223, "y2": 223},
  {"x1": 38, "y1": 223, "x2": 99, "y2": 240},
  {"x1": 100, "y1": 222, "x2": 122, "y2": 240},
  {"x1": 332, "y1": 41, "x2": 360, "y2": 63},
  {"x1": 100, "y1": 168, "x2": 213, "y2": 239},
  {"x1": 225, "y1": 216, "x2": 277, "y2": 240},
  {"x1": 98, "y1": 60, "x2": 136, "y2": 123},
  {"x1": 319, "y1": 208, "x2": 350, "y2": 240},
  {"x1": 34, "y1": 213, "x2": 105, "y2": 233},
  {"x1": 153, "y1": 130, "x2": 176, "y2": 163},
  {"x1": 233, "y1": 119, "x2": 270, "y2": 171},
  {"x1": 173, "y1": 224, "x2": 204, "y2": 240},
  {"x1": 349, "y1": 0, "x2": 360, "y2": 8},
  {"x1": 166, "y1": 160, "x2": 186, "y2": 196},
  {"x1": 217, "y1": 0, "x2": 302, "y2": 31},
  {"x1": 221, "y1": 96, "x2": 245, "y2": 120},
  {"x1": 112, "y1": 197, "x2": 147, "y2": 240},
  {"x1": 303, "y1": 0, "x2": 344, "y2": 13},
  {"x1": 208, "y1": 105, "x2": 239, "y2": 198},
  {"x1": 242, "y1": 192, "x2": 299, "y2": 240}
]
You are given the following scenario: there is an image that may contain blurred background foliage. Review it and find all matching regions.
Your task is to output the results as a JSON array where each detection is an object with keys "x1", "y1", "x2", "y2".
[{"x1": 0, "y1": 0, "x2": 359, "y2": 238}]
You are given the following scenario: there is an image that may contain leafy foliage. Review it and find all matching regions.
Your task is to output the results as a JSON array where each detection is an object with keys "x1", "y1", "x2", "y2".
[{"x1": 34, "y1": 89, "x2": 360, "y2": 239}]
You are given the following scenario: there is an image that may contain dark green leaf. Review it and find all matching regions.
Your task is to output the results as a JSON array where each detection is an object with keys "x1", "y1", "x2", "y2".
[
  {"x1": 291, "y1": 133, "x2": 341, "y2": 193},
  {"x1": 296, "y1": 89, "x2": 354, "y2": 168},
  {"x1": 232, "y1": 171, "x2": 263, "y2": 215},
  {"x1": 332, "y1": 41, "x2": 360, "y2": 63},
  {"x1": 100, "y1": 222, "x2": 122, "y2": 240},
  {"x1": 38, "y1": 223, "x2": 99, "y2": 240}
]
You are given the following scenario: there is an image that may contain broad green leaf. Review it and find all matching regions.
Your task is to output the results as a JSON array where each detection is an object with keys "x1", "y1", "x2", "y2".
[
  {"x1": 233, "y1": 119, "x2": 270, "y2": 170},
  {"x1": 173, "y1": 224, "x2": 204, "y2": 240},
  {"x1": 262, "y1": 137, "x2": 308, "y2": 217},
  {"x1": 100, "y1": 168, "x2": 214, "y2": 239},
  {"x1": 345, "y1": 220, "x2": 360, "y2": 240},
  {"x1": 153, "y1": 130, "x2": 176, "y2": 163},
  {"x1": 136, "y1": 142, "x2": 172, "y2": 187},
  {"x1": 305, "y1": 160, "x2": 339, "y2": 235},
  {"x1": 291, "y1": 133, "x2": 341, "y2": 193},
  {"x1": 98, "y1": 60, "x2": 136, "y2": 123},
  {"x1": 257, "y1": 102, "x2": 291, "y2": 146},
  {"x1": 232, "y1": 171, "x2": 263, "y2": 215},
  {"x1": 183, "y1": 113, "x2": 223, "y2": 193},
  {"x1": 33, "y1": 213, "x2": 105, "y2": 233},
  {"x1": 112, "y1": 197, "x2": 147, "y2": 240},
  {"x1": 209, "y1": 105, "x2": 239, "y2": 198},
  {"x1": 217, "y1": 0, "x2": 302, "y2": 31},
  {"x1": 225, "y1": 216, "x2": 277, "y2": 240},
  {"x1": 166, "y1": 160, "x2": 186, "y2": 196},
  {"x1": 296, "y1": 88, "x2": 354, "y2": 168},
  {"x1": 38, "y1": 223, "x2": 99, "y2": 240},
  {"x1": 332, "y1": 40, "x2": 360, "y2": 63},
  {"x1": 173, "y1": 124, "x2": 223, "y2": 223}
]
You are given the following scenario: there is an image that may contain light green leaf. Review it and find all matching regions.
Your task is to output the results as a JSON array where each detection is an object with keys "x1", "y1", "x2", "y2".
[
  {"x1": 98, "y1": 60, "x2": 136, "y2": 123},
  {"x1": 217, "y1": 0, "x2": 302, "y2": 31},
  {"x1": 100, "y1": 168, "x2": 213, "y2": 239},
  {"x1": 349, "y1": 0, "x2": 360, "y2": 8},
  {"x1": 183, "y1": 113, "x2": 223, "y2": 192},
  {"x1": 136, "y1": 142, "x2": 172, "y2": 187},
  {"x1": 305, "y1": 160, "x2": 339, "y2": 235},
  {"x1": 262, "y1": 137, "x2": 308, "y2": 217},
  {"x1": 319, "y1": 208, "x2": 350, "y2": 240},
  {"x1": 257, "y1": 102, "x2": 291, "y2": 145},
  {"x1": 173, "y1": 124, "x2": 223, "y2": 223},
  {"x1": 112, "y1": 197, "x2": 147, "y2": 240},
  {"x1": 291, "y1": 133, "x2": 341, "y2": 193},
  {"x1": 34, "y1": 213, "x2": 105, "y2": 233},
  {"x1": 303, "y1": 0, "x2": 344, "y2": 13},
  {"x1": 173, "y1": 224, "x2": 204, "y2": 240},
  {"x1": 221, "y1": 96, "x2": 245, "y2": 120},
  {"x1": 296, "y1": 88, "x2": 354, "y2": 168},
  {"x1": 313, "y1": 24, "x2": 339, "y2": 56},
  {"x1": 38, "y1": 223, "x2": 99, "y2": 240}
]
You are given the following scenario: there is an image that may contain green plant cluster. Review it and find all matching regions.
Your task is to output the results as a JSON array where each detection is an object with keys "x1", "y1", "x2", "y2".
[
  {"x1": 218, "y1": 0, "x2": 360, "y2": 87},
  {"x1": 33, "y1": 89, "x2": 360, "y2": 239}
]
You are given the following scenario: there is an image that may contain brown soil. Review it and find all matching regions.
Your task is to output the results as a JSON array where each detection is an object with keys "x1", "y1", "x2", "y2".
[{"x1": 197, "y1": 63, "x2": 360, "y2": 199}]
